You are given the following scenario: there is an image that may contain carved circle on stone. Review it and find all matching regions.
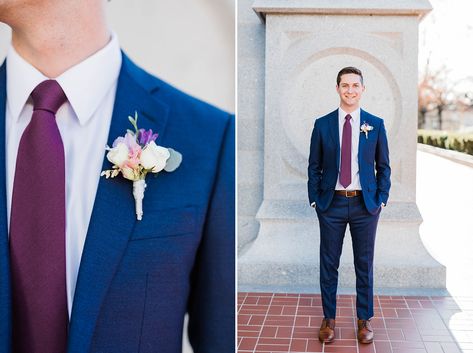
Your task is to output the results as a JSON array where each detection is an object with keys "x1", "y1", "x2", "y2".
[{"x1": 280, "y1": 47, "x2": 402, "y2": 177}]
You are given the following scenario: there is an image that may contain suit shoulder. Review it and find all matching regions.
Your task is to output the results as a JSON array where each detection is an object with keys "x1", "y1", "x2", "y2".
[
  {"x1": 362, "y1": 110, "x2": 384, "y2": 125},
  {"x1": 155, "y1": 77, "x2": 230, "y2": 122},
  {"x1": 124, "y1": 55, "x2": 232, "y2": 129},
  {"x1": 313, "y1": 109, "x2": 337, "y2": 126}
]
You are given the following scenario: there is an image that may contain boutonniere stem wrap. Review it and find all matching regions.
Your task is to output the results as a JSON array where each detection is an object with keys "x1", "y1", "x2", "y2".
[
  {"x1": 360, "y1": 122, "x2": 374, "y2": 139},
  {"x1": 101, "y1": 112, "x2": 182, "y2": 220},
  {"x1": 133, "y1": 179, "x2": 147, "y2": 221}
]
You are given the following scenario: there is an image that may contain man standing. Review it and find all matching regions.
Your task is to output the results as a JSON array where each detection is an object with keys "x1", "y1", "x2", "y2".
[
  {"x1": 0, "y1": 1, "x2": 234, "y2": 352},
  {"x1": 307, "y1": 67, "x2": 390, "y2": 344}
]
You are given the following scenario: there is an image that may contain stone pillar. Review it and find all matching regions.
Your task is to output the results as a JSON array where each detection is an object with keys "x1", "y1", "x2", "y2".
[{"x1": 238, "y1": 0, "x2": 446, "y2": 290}]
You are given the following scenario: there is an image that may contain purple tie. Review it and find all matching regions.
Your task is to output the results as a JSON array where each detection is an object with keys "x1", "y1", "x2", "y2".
[
  {"x1": 10, "y1": 80, "x2": 68, "y2": 353},
  {"x1": 340, "y1": 114, "x2": 352, "y2": 188}
]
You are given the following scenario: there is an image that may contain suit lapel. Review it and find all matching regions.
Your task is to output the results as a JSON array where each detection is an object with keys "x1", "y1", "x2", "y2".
[
  {"x1": 328, "y1": 109, "x2": 340, "y2": 169},
  {"x1": 0, "y1": 61, "x2": 12, "y2": 351},
  {"x1": 67, "y1": 54, "x2": 170, "y2": 353},
  {"x1": 358, "y1": 109, "x2": 370, "y2": 163}
]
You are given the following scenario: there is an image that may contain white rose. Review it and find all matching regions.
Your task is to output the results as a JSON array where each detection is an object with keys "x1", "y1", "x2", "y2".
[
  {"x1": 107, "y1": 143, "x2": 128, "y2": 166},
  {"x1": 140, "y1": 141, "x2": 170, "y2": 173}
]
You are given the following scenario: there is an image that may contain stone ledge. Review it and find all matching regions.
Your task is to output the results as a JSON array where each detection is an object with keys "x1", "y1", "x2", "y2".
[
  {"x1": 417, "y1": 143, "x2": 473, "y2": 168},
  {"x1": 256, "y1": 199, "x2": 422, "y2": 223},
  {"x1": 253, "y1": 0, "x2": 432, "y2": 22},
  {"x1": 238, "y1": 262, "x2": 446, "y2": 289}
]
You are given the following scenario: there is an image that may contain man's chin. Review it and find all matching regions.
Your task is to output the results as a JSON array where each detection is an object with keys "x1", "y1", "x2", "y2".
[{"x1": 343, "y1": 101, "x2": 359, "y2": 108}]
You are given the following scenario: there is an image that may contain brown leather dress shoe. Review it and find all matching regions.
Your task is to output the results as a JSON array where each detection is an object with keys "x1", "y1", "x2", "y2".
[
  {"x1": 357, "y1": 319, "x2": 374, "y2": 343},
  {"x1": 319, "y1": 318, "x2": 335, "y2": 343}
]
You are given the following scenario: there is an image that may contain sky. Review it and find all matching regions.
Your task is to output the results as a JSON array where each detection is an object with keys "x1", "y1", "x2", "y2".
[{"x1": 419, "y1": 0, "x2": 473, "y2": 90}]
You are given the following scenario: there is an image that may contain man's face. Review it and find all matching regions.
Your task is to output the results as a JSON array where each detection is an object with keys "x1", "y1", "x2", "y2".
[
  {"x1": 336, "y1": 73, "x2": 365, "y2": 109},
  {"x1": 0, "y1": 0, "x2": 46, "y2": 24},
  {"x1": 0, "y1": 1, "x2": 25, "y2": 23}
]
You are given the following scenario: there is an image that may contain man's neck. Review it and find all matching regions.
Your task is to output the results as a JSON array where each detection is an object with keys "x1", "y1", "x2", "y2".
[
  {"x1": 8, "y1": 2, "x2": 109, "y2": 78},
  {"x1": 340, "y1": 104, "x2": 360, "y2": 115}
]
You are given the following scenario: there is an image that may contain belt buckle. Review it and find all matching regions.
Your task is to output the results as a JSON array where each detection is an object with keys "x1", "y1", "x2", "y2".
[{"x1": 346, "y1": 190, "x2": 355, "y2": 198}]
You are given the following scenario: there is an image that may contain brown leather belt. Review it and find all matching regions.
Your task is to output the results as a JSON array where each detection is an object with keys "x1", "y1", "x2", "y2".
[{"x1": 335, "y1": 190, "x2": 362, "y2": 198}]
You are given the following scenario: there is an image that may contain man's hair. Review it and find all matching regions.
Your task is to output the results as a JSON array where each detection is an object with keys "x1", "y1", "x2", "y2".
[{"x1": 336, "y1": 66, "x2": 363, "y2": 86}]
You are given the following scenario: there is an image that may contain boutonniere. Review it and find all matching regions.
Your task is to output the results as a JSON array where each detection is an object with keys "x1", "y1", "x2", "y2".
[
  {"x1": 101, "y1": 112, "x2": 182, "y2": 220},
  {"x1": 360, "y1": 122, "x2": 374, "y2": 139}
]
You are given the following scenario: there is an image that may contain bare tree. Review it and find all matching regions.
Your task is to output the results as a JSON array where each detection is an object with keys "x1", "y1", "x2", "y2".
[
  {"x1": 418, "y1": 63, "x2": 459, "y2": 130},
  {"x1": 418, "y1": 70, "x2": 436, "y2": 128}
]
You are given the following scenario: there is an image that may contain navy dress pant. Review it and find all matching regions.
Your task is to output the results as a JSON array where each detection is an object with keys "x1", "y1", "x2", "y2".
[{"x1": 316, "y1": 194, "x2": 381, "y2": 320}]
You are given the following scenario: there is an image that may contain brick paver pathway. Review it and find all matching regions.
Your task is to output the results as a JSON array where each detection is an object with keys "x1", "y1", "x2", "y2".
[{"x1": 238, "y1": 292, "x2": 473, "y2": 353}]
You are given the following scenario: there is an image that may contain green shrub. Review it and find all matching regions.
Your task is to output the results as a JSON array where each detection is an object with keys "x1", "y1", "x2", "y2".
[
  {"x1": 465, "y1": 140, "x2": 473, "y2": 155},
  {"x1": 418, "y1": 130, "x2": 473, "y2": 156}
]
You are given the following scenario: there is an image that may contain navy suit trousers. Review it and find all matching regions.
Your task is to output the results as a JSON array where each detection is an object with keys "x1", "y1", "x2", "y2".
[{"x1": 316, "y1": 194, "x2": 381, "y2": 320}]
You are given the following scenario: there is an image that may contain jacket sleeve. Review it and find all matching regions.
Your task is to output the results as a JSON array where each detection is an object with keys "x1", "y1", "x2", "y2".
[
  {"x1": 187, "y1": 114, "x2": 235, "y2": 353},
  {"x1": 375, "y1": 120, "x2": 391, "y2": 204},
  {"x1": 308, "y1": 119, "x2": 323, "y2": 205}
]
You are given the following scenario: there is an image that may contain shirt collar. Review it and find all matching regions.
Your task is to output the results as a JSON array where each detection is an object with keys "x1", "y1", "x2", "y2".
[
  {"x1": 338, "y1": 107, "x2": 360, "y2": 125},
  {"x1": 7, "y1": 32, "x2": 122, "y2": 126}
]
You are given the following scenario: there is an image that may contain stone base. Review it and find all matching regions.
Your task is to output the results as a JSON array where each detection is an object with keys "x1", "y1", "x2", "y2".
[{"x1": 238, "y1": 200, "x2": 446, "y2": 290}]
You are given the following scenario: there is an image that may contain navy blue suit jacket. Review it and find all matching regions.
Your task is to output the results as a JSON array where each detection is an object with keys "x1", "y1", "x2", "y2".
[
  {"x1": 0, "y1": 53, "x2": 235, "y2": 352},
  {"x1": 308, "y1": 109, "x2": 391, "y2": 215}
]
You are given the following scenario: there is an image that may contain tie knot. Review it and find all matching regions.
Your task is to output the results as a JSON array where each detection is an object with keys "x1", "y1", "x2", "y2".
[
  {"x1": 345, "y1": 114, "x2": 352, "y2": 121},
  {"x1": 31, "y1": 80, "x2": 67, "y2": 114}
]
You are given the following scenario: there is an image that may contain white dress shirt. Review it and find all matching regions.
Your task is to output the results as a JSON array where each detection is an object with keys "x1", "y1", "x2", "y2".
[
  {"x1": 6, "y1": 34, "x2": 122, "y2": 315},
  {"x1": 335, "y1": 107, "x2": 362, "y2": 191}
]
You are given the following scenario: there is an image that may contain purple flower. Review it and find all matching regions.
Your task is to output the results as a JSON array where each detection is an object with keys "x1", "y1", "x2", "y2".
[
  {"x1": 112, "y1": 132, "x2": 140, "y2": 149},
  {"x1": 138, "y1": 128, "x2": 159, "y2": 146}
]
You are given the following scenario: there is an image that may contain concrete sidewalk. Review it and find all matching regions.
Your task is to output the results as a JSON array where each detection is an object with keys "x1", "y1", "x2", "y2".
[{"x1": 417, "y1": 147, "x2": 473, "y2": 296}]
